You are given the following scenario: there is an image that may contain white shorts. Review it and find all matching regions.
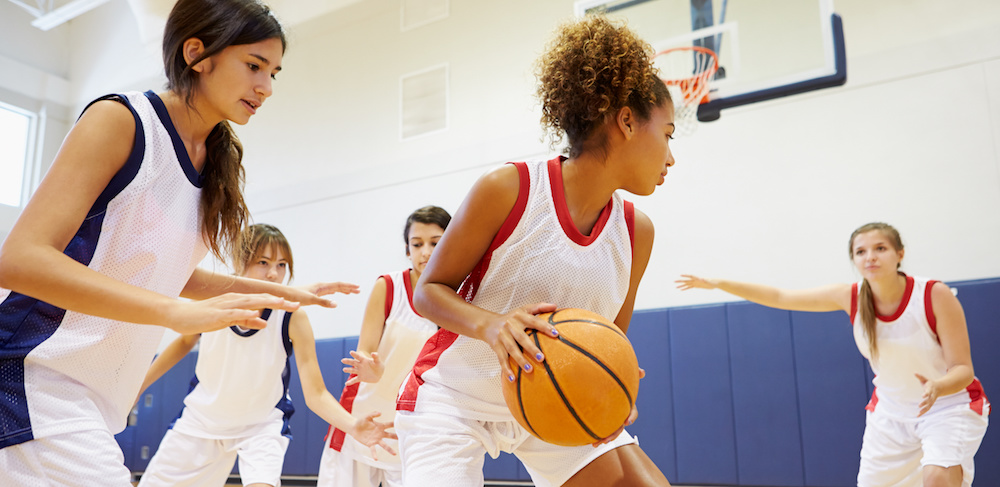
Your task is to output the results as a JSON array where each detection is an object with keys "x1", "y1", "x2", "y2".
[
  {"x1": 0, "y1": 429, "x2": 133, "y2": 486},
  {"x1": 858, "y1": 405, "x2": 989, "y2": 487},
  {"x1": 396, "y1": 410, "x2": 637, "y2": 487},
  {"x1": 317, "y1": 443, "x2": 402, "y2": 487},
  {"x1": 137, "y1": 428, "x2": 290, "y2": 487}
]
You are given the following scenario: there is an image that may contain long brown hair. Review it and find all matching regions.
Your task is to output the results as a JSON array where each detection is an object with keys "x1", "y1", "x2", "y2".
[
  {"x1": 849, "y1": 222, "x2": 904, "y2": 361},
  {"x1": 534, "y1": 16, "x2": 672, "y2": 158},
  {"x1": 162, "y1": 0, "x2": 287, "y2": 260}
]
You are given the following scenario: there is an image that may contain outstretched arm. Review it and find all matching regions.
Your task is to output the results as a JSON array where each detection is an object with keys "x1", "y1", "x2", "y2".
[
  {"x1": 181, "y1": 267, "x2": 360, "y2": 308},
  {"x1": 676, "y1": 275, "x2": 852, "y2": 313},
  {"x1": 915, "y1": 282, "x2": 976, "y2": 416},
  {"x1": 0, "y1": 100, "x2": 295, "y2": 335},
  {"x1": 343, "y1": 277, "x2": 389, "y2": 386},
  {"x1": 289, "y1": 310, "x2": 396, "y2": 458},
  {"x1": 135, "y1": 333, "x2": 200, "y2": 404},
  {"x1": 413, "y1": 165, "x2": 558, "y2": 383}
]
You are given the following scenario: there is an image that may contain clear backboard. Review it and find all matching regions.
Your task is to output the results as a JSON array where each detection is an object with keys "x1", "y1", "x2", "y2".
[{"x1": 574, "y1": 0, "x2": 846, "y2": 122}]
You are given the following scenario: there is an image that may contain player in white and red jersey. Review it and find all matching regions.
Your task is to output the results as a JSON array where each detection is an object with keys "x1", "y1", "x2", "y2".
[
  {"x1": 678, "y1": 222, "x2": 989, "y2": 487},
  {"x1": 317, "y1": 206, "x2": 451, "y2": 487},
  {"x1": 396, "y1": 16, "x2": 676, "y2": 487},
  {"x1": 0, "y1": 2, "x2": 354, "y2": 484},
  {"x1": 136, "y1": 224, "x2": 392, "y2": 487}
]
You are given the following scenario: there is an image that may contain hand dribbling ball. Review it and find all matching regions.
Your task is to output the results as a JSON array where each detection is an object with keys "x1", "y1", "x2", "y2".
[{"x1": 501, "y1": 308, "x2": 641, "y2": 446}]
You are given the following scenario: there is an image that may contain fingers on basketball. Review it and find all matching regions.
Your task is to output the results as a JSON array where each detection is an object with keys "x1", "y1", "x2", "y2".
[{"x1": 501, "y1": 308, "x2": 641, "y2": 447}]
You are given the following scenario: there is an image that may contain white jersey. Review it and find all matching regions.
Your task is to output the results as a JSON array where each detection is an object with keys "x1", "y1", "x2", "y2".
[
  {"x1": 398, "y1": 157, "x2": 635, "y2": 421},
  {"x1": 0, "y1": 91, "x2": 207, "y2": 449},
  {"x1": 172, "y1": 309, "x2": 295, "y2": 439},
  {"x1": 851, "y1": 274, "x2": 989, "y2": 418},
  {"x1": 328, "y1": 269, "x2": 439, "y2": 469}
]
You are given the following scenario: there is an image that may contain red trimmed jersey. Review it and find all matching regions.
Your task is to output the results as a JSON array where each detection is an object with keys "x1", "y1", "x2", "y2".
[
  {"x1": 326, "y1": 269, "x2": 439, "y2": 469},
  {"x1": 851, "y1": 274, "x2": 989, "y2": 418},
  {"x1": 397, "y1": 157, "x2": 636, "y2": 421}
]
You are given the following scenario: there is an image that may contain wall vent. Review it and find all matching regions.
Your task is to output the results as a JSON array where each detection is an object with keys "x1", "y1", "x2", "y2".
[
  {"x1": 400, "y1": 64, "x2": 448, "y2": 140},
  {"x1": 401, "y1": 0, "x2": 448, "y2": 31}
]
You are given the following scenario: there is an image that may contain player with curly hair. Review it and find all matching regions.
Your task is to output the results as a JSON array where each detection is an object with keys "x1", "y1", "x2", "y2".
[{"x1": 394, "y1": 15, "x2": 674, "y2": 486}]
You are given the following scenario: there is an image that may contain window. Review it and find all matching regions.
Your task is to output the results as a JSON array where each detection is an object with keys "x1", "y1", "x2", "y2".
[{"x1": 0, "y1": 104, "x2": 31, "y2": 207}]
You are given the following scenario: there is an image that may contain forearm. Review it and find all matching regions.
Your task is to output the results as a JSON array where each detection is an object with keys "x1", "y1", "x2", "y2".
[
  {"x1": 305, "y1": 389, "x2": 357, "y2": 432},
  {"x1": 934, "y1": 364, "x2": 975, "y2": 397},
  {"x1": 139, "y1": 337, "x2": 197, "y2": 396},
  {"x1": 414, "y1": 281, "x2": 495, "y2": 340},
  {"x1": 710, "y1": 279, "x2": 786, "y2": 308},
  {"x1": 0, "y1": 244, "x2": 179, "y2": 327}
]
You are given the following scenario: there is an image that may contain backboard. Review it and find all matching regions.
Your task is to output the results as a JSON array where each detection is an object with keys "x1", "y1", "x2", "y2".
[{"x1": 574, "y1": 0, "x2": 846, "y2": 121}]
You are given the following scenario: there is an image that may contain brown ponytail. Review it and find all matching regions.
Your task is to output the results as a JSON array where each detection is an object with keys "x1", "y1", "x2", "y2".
[
  {"x1": 201, "y1": 121, "x2": 248, "y2": 260},
  {"x1": 162, "y1": 0, "x2": 286, "y2": 260},
  {"x1": 848, "y1": 222, "x2": 904, "y2": 362}
]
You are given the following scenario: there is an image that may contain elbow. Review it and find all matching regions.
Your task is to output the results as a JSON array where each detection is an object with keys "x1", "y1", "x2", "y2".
[{"x1": 0, "y1": 242, "x2": 26, "y2": 291}]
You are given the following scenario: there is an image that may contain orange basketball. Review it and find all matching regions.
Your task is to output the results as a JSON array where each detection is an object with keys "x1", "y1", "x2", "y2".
[{"x1": 501, "y1": 308, "x2": 641, "y2": 447}]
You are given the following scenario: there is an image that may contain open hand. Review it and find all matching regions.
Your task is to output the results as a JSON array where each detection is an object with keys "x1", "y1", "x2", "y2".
[
  {"x1": 350, "y1": 411, "x2": 397, "y2": 461},
  {"x1": 915, "y1": 373, "x2": 939, "y2": 416},
  {"x1": 293, "y1": 281, "x2": 361, "y2": 308},
  {"x1": 169, "y1": 293, "x2": 299, "y2": 334},
  {"x1": 675, "y1": 274, "x2": 717, "y2": 291},
  {"x1": 343, "y1": 351, "x2": 384, "y2": 385}
]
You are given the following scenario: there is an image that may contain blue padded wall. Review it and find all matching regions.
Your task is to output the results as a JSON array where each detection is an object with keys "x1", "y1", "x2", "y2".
[
  {"x1": 629, "y1": 309, "x2": 677, "y2": 480},
  {"x1": 668, "y1": 305, "x2": 739, "y2": 485},
  {"x1": 726, "y1": 303, "x2": 805, "y2": 486},
  {"x1": 122, "y1": 277, "x2": 999, "y2": 486},
  {"x1": 789, "y1": 310, "x2": 867, "y2": 487}
]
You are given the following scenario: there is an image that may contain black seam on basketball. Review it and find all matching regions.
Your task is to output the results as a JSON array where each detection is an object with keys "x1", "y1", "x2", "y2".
[
  {"x1": 540, "y1": 338, "x2": 602, "y2": 442},
  {"x1": 558, "y1": 336, "x2": 635, "y2": 407},
  {"x1": 517, "y1": 334, "x2": 541, "y2": 439},
  {"x1": 547, "y1": 313, "x2": 627, "y2": 339}
]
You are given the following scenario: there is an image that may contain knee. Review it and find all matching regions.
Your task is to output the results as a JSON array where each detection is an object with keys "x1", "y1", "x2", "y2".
[{"x1": 922, "y1": 464, "x2": 963, "y2": 487}]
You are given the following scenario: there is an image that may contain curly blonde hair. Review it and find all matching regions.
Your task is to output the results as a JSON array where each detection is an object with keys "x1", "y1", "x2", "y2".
[{"x1": 535, "y1": 16, "x2": 671, "y2": 157}]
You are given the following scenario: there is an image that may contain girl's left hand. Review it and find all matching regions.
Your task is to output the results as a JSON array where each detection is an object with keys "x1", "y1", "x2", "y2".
[
  {"x1": 592, "y1": 367, "x2": 645, "y2": 447},
  {"x1": 294, "y1": 281, "x2": 361, "y2": 308},
  {"x1": 351, "y1": 411, "x2": 397, "y2": 460},
  {"x1": 915, "y1": 373, "x2": 939, "y2": 416}
]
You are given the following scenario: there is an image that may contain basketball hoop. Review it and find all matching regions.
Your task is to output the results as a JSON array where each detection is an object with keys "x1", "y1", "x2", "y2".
[{"x1": 653, "y1": 46, "x2": 718, "y2": 135}]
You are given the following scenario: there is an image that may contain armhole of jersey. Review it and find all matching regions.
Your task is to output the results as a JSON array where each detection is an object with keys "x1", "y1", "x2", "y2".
[
  {"x1": 624, "y1": 200, "x2": 635, "y2": 253},
  {"x1": 458, "y1": 162, "x2": 530, "y2": 302},
  {"x1": 83, "y1": 94, "x2": 145, "y2": 216},
  {"x1": 281, "y1": 311, "x2": 293, "y2": 356},
  {"x1": 381, "y1": 274, "x2": 394, "y2": 320},
  {"x1": 494, "y1": 162, "x2": 530, "y2": 246},
  {"x1": 850, "y1": 283, "x2": 858, "y2": 324},
  {"x1": 925, "y1": 280, "x2": 940, "y2": 338}
]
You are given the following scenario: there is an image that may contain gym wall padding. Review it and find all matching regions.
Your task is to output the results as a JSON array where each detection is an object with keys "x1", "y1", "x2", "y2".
[{"x1": 121, "y1": 277, "x2": 998, "y2": 486}]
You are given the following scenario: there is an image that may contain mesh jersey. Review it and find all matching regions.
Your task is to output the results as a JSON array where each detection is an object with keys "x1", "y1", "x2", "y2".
[
  {"x1": 171, "y1": 309, "x2": 295, "y2": 440},
  {"x1": 397, "y1": 157, "x2": 636, "y2": 421},
  {"x1": 0, "y1": 91, "x2": 207, "y2": 449},
  {"x1": 328, "y1": 269, "x2": 439, "y2": 469},
  {"x1": 851, "y1": 274, "x2": 989, "y2": 418}
]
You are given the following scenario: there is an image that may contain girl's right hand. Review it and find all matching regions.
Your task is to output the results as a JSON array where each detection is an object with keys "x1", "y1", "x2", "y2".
[
  {"x1": 167, "y1": 293, "x2": 300, "y2": 334},
  {"x1": 479, "y1": 303, "x2": 559, "y2": 384},
  {"x1": 675, "y1": 274, "x2": 718, "y2": 290},
  {"x1": 350, "y1": 411, "x2": 397, "y2": 460},
  {"x1": 343, "y1": 351, "x2": 384, "y2": 385}
]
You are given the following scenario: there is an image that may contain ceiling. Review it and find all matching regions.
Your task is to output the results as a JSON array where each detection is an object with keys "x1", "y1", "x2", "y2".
[{"x1": 7, "y1": 0, "x2": 363, "y2": 33}]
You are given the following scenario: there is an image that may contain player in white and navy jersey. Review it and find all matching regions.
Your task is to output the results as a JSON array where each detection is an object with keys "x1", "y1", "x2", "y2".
[
  {"x1": 137, "y1": 224, "x2": 394, "y2": 487},
  {"x1": 318, "y1": 206, "x2": 449, "y2": 487},
  {"x1": 395, "y1": 16, "x2": 676, "y2": 487},
  {"x1": 678, "y1": 222, "x2": 989, "y2": 487},
  {"x1": 0, "y1": 4, "x2": 359, "y2": 484}
]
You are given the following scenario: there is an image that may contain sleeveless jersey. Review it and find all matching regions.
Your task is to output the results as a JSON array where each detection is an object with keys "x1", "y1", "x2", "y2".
[
  {"x1": 397, "y1": 157, "x2": 636, "y2": 421},
  {"x1": 851, "y1": 274, "x2": 989, "y2": 418},
  {"x1": 328, "y1": 269, "x2": 440, "y2": 469},
  {"x1": 171, "y1": 309, "x2": 295, "y2": 439},
  {"x1": 0, "y1": 91, "x2": 207, "y2": 449}
]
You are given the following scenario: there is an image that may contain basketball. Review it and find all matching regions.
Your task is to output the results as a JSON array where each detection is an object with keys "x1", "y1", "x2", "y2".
[{"x1": 501, "y1": 308, "x2": 641, "y2": 447}]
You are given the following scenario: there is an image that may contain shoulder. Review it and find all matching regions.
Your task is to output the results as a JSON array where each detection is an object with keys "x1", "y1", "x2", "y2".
[
  {"x1": 475, "y1": 163, "x2": 523, "y2": 196},
  {"x1": 631, "y1": 206, "x2": 654, "y2": 241}
]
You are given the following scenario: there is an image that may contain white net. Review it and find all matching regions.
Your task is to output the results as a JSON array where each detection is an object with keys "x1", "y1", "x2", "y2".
[{"x1": 653, "y1": 46, "x2": 718, "y2": 136}]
